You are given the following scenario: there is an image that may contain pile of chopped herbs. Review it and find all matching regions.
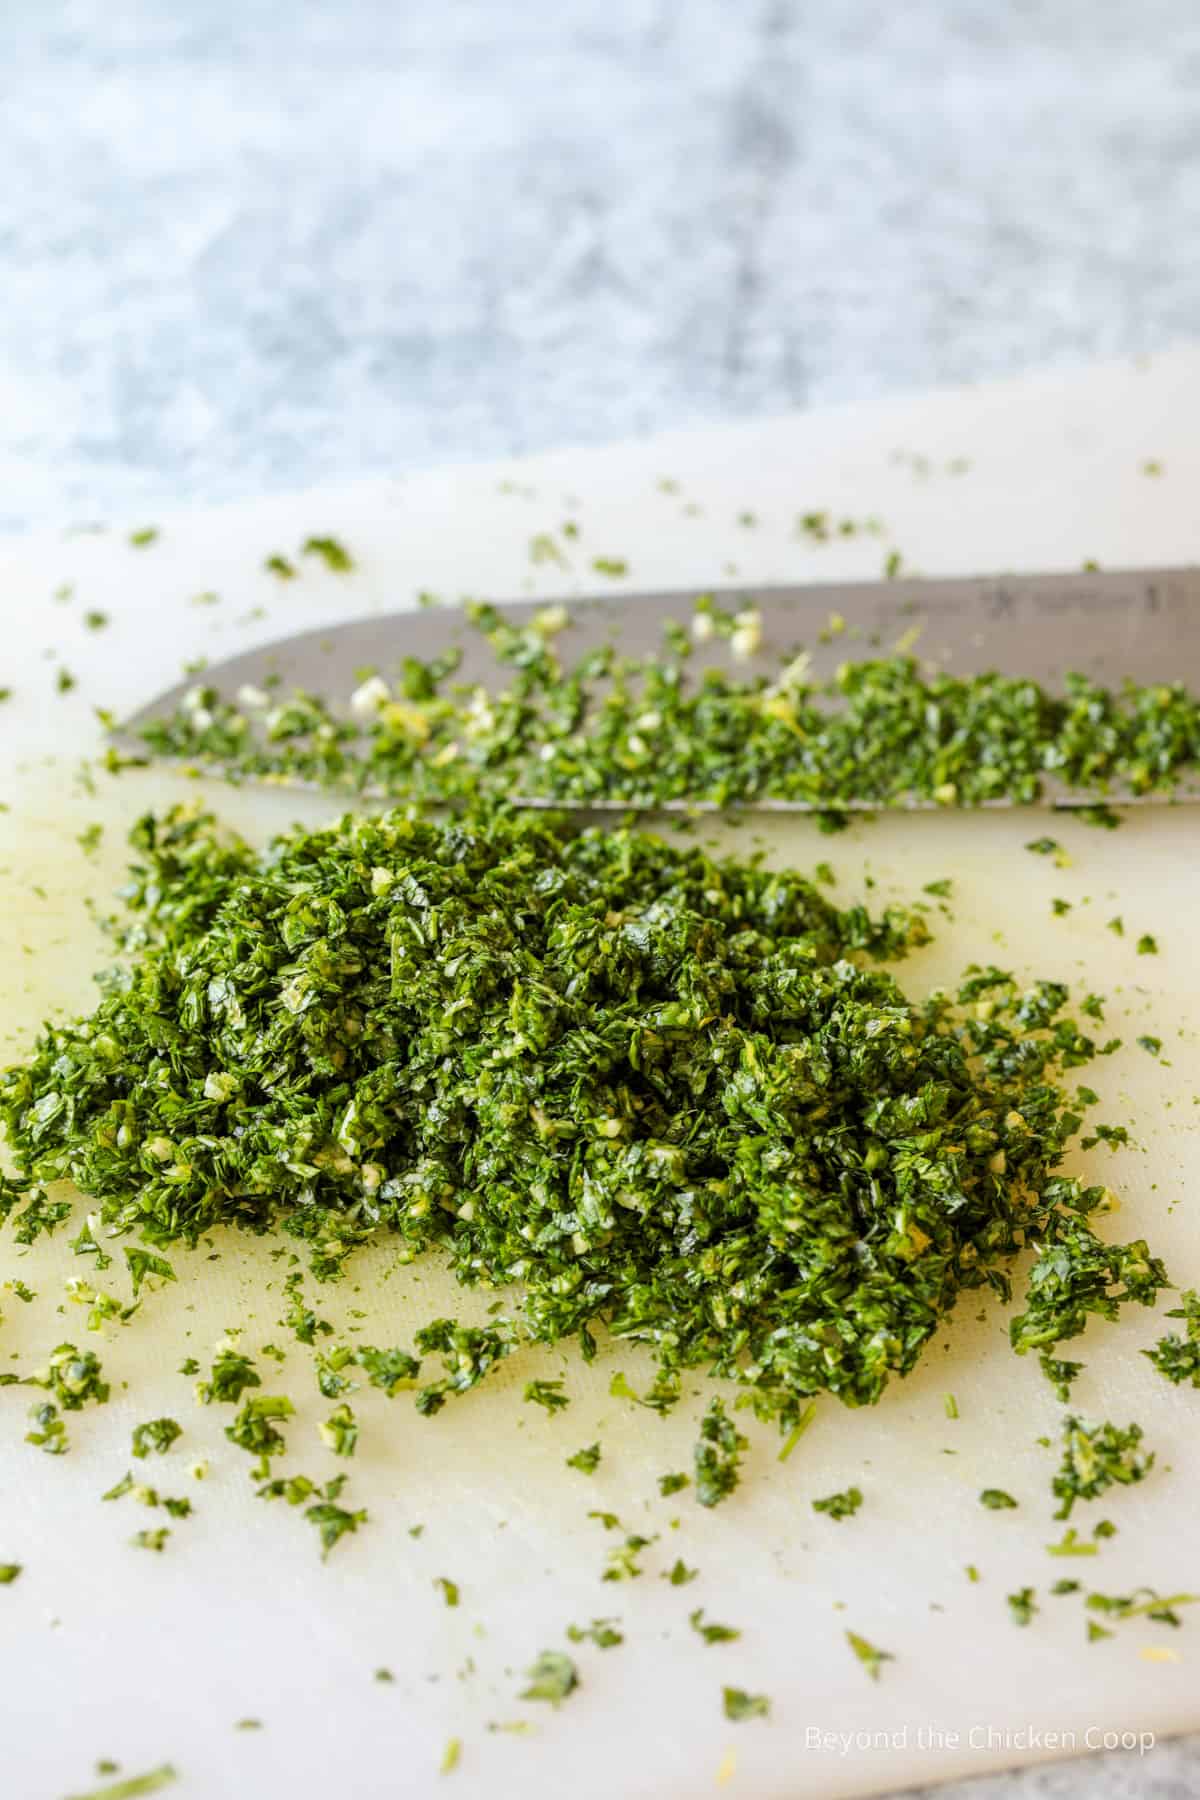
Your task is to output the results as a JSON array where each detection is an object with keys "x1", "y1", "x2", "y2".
[
  {"x1": 128, "y1": 599, "x2": 1200, "y2": 813},
  {"x1": 0, "y1": 802, "x2": 1165, "y2": 1426}
]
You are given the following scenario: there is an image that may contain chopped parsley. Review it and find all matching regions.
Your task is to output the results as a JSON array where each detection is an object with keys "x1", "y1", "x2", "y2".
[
  {"x1": 565, "y1": 1443, "x2": 601, "y2": 1475},
  {"x1": 440, "y1": 1738, "x2": 462, "y2": 1775},
  {"x1": 124, "y1": 598, "x2": 1200, "y2": 813},
  {"x1": 566, "y1": 1618, "x2": 623, "y2": 1649},
  {"x1": 64, "y1": 1768, "x2": 177, "y2": 1799},
  {"x1": 812, "y1": 1485, "x2": 862, "y2": 1521},
  {"x1": 845, "y1": 1630, "x2": 893, "y2": 1681},
  {"x1": 689, "y1": 1608, "x2": 740, "y2": 1644},
  {"x1": 355, "y1": 1346, "x2": 419, "y2": 1395},
  {"x1": 722, "y1": 1686, "x2": 769, "y2": 1721},
  {"x1": 602, "y1": 1535, "x2": 654, "y2": 1582},
  {"x1": 302, "y1": 536, "x2": 354, "y2": 573},
  {"x1": 979, "y1": 1489, "x2": 1018, "y2": 1510},
  {"x1": 318, "y1": 1403, "x2": 358, "y2": 1457},
  {"x1": 1144, "y1": 1291, "x2": 1200, "y2": 1387},
  {"x1": 1038, "y1": 1353, "x2": 1083, "y2": 1401},
  {"x1": 1007, "y1": 1587, "x2": 1038, "y2": 1627},
  {"x1": 306, "y1": 1496, "x2": 367, "y2": 1559},
  {"x1": 0, "y1": 807, "x2": 1171, "y2": 1455},
  {"x1": 1051, "y1": 1417, "x2": 1154, "y2": 1519},
  {"x1": 1045, "y1": 1529, "x2": 1097, "y2": 1557},
  {"x1": 26, "y1": 1403, "x2": 67, "y2": 1453},
  {"x1": 523, "y1": 1378, "x2": 569, "y2": 1414},
  {"x1": 124, "y1": 1249, "x2": 175, "y2": 1299},
  {"x1": 695, "y1": 1400, "x2": 746, "y2": 1509},
  {"x1": 520, "y1": 1650, "x2": 579, "y2": 1706},
  {"x1": 27, "y1": 1343, "x2": 109, "y2": 1411},
  {"x1": 196, "y1": 1348, "x2": 260, "y2": 1405},
  {"x1": 131, "y1": 1419, "x2": 182, "y2": 1459},
  {"x1": 225, "y1": 1395, "x2": 295, "y2": 1477}
]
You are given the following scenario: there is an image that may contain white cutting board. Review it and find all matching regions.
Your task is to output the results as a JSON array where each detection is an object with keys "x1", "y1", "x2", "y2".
[{"x1": 2, "y1": 352, "x2": 1199, "y2": 1800}]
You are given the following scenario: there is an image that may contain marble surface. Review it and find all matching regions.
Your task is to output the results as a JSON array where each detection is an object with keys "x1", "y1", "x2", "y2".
[
  {"x1": 3, "y1": 8, "x2": 1200, "y2": 1798},
  {"x1": 4, "y1": 1, "x2": 1200, "y2": 531}
]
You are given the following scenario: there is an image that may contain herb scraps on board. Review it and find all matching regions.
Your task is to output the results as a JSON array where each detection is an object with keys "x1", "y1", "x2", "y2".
[
  {"x1": 0, "y1": 557, "x2": 1193, "y2": 1764},
  {"x1": 126, "y1": 596, "x2": 1200, "y2": 816},
  {"x1": 2, "y1": 800, "x2": 1164, "y2": 1437}
]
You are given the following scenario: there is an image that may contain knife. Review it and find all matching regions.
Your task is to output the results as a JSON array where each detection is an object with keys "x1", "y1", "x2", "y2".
[{"x1": 116, "y1": 565, "x2": 1200, "y2": 812}]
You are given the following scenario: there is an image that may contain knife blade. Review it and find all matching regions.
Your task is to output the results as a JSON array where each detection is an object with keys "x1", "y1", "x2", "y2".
[{"x1": 116, "y1": 565, "x2": 1200, "y2": 811}]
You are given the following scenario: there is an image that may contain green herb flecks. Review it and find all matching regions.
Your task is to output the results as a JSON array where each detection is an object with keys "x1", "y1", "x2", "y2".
[
  {"x1": 124, "y1": 597, "x2": 1200, "y2": 815},
  {"x1": 319, "y1": 1403, "x2": 358, "y2": 1457},
  {"x1": 695, "y1": 1399, "x2": 746, "y2": 1509},
  {"x1": 64, "y1": 1766, "x2": 177, "y2": 1800},
  {"x1": 812, "y1": 1485, "x2": 862, "y2": 1521},
  {"x1": 1051, "y1": 1417, "x2": 1154, "y2": 1519},
  {"x1": 566, "y1": 1618, "x2": 623, "y2": 1649},
  {"x1": 26, "y1": 1402, "x2": 67, "y2": 1453},
  {"x1": 1010, "y1": 1226, "x2": 1168, "y2": 1358},
  {"x1": 196, "y1": 1347, "x2": 260, "y2": 1405},
  {"x1": 124, "y1": 1249, "x2": 175, "y2": 1299},
  {"x1": 302, "y1": 536, "x2": 355, "y2": 574},
  {"x1": 1007, "y1": 1586, "x2": 1038, "y2": 1626},
  {"x1": 27, "y1": 1343, "x2": 109, "y2": 1411},
  {"x1": 131, "y1": 1418, "x2": 182, "y2": 1459},
  {"x1": 1144, "y1": 1291, "x2": 1200, "y2": 1387},
  {"x1": 1046, "y1": 1529, "x2": 1098, "y2": 1557},
  {"x1": 524, "y1": 1378, "x2": 569, "y2": 1414},
  {"x1": 520, "y1": 1650, "x2": 579, "y2": 1706},
  {"x1": 1038, "y1": 1353, "x2": 1084, "y2": 1401},
  {"x1": 225, "y1": 1395, "x2": 295, "y2": 1478},
  {"x1": 440, "y1": 1737, "x2": 462, "y2": 1775},
  {"x1": 689, "y1": 1608, "x2": 741, "y2": 1644},
  {"x1": 1085, "y1": 1588, "x2": 1198, "y2": 1626},
  {"x1": 602, "y1": 1535, "x2": 654, "y2": 1583},
  {"x1": 355, "y1": 1345, "x2": 419, "y2": 1396},
  {"x1": 306, "y1": 1495, "x2": 367, "y2": 1559},
  {"x1": 722, "y1": 1685, "x2": 769, "y2": 1721},
  {"x1": 845, "y1": 1629, "x2": 894, "y2": 1680}
]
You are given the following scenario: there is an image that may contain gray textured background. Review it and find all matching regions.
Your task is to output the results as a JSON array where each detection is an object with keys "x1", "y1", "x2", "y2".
[
  {"x1": 4, "y1": 5, "x2": 1200, "y2": 1795},
  {"x1": 4, "y1": 0, "x2": 1200, "y2": 531}
]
